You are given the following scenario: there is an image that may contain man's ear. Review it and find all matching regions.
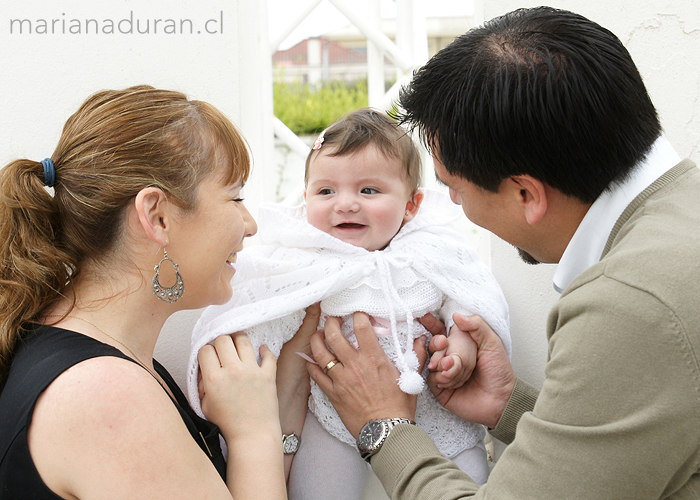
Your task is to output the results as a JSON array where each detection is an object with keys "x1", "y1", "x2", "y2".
[
  {"x1": 403, "y1": 190, "x2": 425, "y2": 222},
  {"x1": 134, "y1": 187, "x2": 170, "y2": 246},
  {"x1": 508, "y1": 175, "x2": 548, "y2": 225}
]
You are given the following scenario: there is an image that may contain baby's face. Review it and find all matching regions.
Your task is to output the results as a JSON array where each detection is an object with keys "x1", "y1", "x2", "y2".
[{"x1": 305, "y1": 145, "x2": 415, "y2": 251}]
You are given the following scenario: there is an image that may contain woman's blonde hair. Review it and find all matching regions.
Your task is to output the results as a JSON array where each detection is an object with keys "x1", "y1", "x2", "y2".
[{"x1": 0, "y1": 85, "x2": 250, "y2": 389}]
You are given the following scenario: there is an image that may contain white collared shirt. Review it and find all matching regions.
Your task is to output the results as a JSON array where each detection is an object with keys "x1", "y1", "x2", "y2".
[{"x1": 552, "y1": 135, "x2": 682, "y2": 294}]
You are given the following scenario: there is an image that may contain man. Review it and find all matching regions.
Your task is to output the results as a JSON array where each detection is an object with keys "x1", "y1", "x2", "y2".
[{"x1": 307, "y1": 6, "x2": 700, "y2": 499}]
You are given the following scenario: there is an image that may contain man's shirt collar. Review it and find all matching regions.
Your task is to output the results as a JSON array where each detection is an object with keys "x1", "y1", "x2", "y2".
[{"x1": 552, "y1": 135, "x2": 681, "y2": 294}]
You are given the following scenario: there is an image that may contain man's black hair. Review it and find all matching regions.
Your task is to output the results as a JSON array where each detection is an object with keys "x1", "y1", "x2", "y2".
[{"x1": 397, "y1": 6, "x2": 661, "y2": 203}]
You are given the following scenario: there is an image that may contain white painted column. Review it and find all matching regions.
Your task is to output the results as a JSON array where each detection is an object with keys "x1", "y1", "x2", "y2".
[
  {"x1": 366, "y1": 0, "x2": 384, "y2": 107},
  {"x1": 236, "y1": 0, "x2": 275, "y2": 212},
  {"x1": 307, "y1": 37, "x2": 322, "y2": 85},
  {"x1": 395, "y1": 0, "x2": 414, "y2": 81},
  {"x1": 474, "y1": 0, "x2": 485, "y2": 24}
]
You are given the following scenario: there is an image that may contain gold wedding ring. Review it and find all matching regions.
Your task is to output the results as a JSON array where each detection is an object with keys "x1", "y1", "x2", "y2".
[{"x1": 323, "y1": 358, "x2": 340, "y2": 374}]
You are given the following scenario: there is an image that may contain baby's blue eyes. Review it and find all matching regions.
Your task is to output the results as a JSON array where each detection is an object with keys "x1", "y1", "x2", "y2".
[{"x1": 361, "y1": 187, "x2": 378, "y2": 194}]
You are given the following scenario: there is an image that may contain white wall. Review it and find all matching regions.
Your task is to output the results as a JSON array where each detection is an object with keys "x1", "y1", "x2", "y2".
[{"x1": 0, "y1": 0, "x2": 274, "y2": 390}]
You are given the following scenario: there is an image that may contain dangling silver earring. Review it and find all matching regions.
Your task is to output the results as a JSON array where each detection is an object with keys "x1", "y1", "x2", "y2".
[{"x1": 152, "y1": 247, "x2": 185, "y2": 303}]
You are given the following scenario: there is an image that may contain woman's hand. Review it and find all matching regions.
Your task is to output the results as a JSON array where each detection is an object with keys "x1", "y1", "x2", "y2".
[
  {"x1": 199, "y1": 333, "x2": 287, "y2": 499},
  {"x1": 198, "y1": 333, "x2": 281, "y2": 442},
  {"x1": 308, "y1": 312, "x2": 426, "y2": 437}
]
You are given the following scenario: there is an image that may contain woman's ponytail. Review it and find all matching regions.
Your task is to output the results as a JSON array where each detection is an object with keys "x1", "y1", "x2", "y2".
[{"x1": 0, "y1": 159, "x2": 76, "y2": 389}]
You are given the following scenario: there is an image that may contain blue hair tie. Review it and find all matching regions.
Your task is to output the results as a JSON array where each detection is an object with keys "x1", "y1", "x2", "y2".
[{"x1": 41, "y1": 158, "x2": 55, "y2": 187}]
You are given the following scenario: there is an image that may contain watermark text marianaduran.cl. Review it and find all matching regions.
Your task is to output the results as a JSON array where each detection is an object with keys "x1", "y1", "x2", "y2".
[{"x1": 9, "y1": 11, "x2": 224, "y2": 35}]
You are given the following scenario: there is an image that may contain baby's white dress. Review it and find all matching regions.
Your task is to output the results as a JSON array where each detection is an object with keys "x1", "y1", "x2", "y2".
[{"x1": 188, "y1": 188, "x2": 510, "y2": 462}]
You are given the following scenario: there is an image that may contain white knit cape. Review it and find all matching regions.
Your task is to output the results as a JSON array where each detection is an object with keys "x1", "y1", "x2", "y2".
[{"x1": 188, "y1": 188, "x2": 510, "y2": 458}]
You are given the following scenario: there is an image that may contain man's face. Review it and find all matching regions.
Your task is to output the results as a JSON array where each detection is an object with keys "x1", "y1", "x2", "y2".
[
  {"x1": 433, "y1": 155, "x2": 500, "y2": 230},
  {"x1": 433, "y1": 154, "x2": 541, "y2": 265}
]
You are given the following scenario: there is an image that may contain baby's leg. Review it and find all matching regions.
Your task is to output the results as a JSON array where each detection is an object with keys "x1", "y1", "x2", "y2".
[
  {"x1": 288, "y1": 412, "x2": 369, "y2": 500},
  {"x1": 450, "y1": 440, "x2": 490, "y2": 486}
]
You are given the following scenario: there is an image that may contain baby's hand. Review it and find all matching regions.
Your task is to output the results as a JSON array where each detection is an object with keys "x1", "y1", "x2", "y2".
[{"x1": 428, "y1": 322, "x2": 477, "y2": 389}]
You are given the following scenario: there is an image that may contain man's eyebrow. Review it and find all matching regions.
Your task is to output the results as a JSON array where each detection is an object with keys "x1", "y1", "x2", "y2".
[{"x1": 434, "y1": 171, "x2": 447, "y2": 187}]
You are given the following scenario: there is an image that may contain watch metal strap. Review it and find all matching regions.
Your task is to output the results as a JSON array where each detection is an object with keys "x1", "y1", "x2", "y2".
[
  {"x1": 385, "y1": 417, "x2": 415, "y2": 429},
  {"x1": 360, "y1": 417, "x2": 416, "y2": 462}
]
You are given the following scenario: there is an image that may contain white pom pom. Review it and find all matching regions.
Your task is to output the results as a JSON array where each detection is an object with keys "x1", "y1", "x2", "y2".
[
  {"x1": 403, "y1": 350, "x2": 419, "y2": 371},
  {"x1": 398, "y1": 370, "x2": 424, "y2": 394}
]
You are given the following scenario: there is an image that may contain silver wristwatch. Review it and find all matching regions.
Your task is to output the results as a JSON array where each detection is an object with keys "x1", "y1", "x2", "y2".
[
  {"x1": 356, "y1": 418, "x2": 416, "y2": 463},
  {"x1": 282, "y1": 432, "x2": 300, "y2": 455}
]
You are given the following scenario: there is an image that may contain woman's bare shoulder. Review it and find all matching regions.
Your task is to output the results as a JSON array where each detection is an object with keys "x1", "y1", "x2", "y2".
[{"x1": 29, "y1": 356, "x2": 231, "y2": 499}]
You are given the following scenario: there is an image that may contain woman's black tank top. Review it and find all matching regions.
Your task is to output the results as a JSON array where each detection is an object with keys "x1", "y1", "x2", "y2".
[{"x1": 0, "y1": 324, "x2": 226, "y2": 498}]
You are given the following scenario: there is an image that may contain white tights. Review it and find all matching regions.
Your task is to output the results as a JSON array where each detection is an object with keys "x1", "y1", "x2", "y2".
[{"x1": 287, "y1": 412, "x2": 489, "y2": 500}]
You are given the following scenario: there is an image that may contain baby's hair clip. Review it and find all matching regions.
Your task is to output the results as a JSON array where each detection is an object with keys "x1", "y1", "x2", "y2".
[{"x1": 313, "y1": 130, "x2": 326, "y2": 150}]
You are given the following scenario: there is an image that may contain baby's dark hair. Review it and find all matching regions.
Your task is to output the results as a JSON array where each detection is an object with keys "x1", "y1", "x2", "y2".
[{"x1": 304, "y1": 108, "x2": 421, "y2": 191}]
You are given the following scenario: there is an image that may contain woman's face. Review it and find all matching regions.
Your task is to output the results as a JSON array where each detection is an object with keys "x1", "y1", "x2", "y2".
[{"x1": 167, "y1": 170, "x2": 257, "y2": 309}]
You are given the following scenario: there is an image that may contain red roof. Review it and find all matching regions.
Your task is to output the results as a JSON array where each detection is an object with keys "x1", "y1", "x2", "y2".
[{"x1": 273, "y1": 37, "x2": 366, "y2": 66}]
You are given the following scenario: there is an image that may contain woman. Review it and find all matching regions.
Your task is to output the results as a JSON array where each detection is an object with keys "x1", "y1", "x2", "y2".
[{"x1": 0, "y1": 85, "x2": 316, "y2": 499}]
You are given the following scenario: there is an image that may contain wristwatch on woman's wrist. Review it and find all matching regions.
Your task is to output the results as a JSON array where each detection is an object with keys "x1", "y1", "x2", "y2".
[
  {"x1": 282, "y1": 432, "x2": 300, "y2": 455},
  {"x1": 356, "y1": 418, "x2": 416, "y2": 462}
]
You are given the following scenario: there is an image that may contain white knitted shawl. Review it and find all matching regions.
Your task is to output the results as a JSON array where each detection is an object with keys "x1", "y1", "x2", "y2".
[{"x1": 188, "y1": 188, "x2": 510, "y2": 457}]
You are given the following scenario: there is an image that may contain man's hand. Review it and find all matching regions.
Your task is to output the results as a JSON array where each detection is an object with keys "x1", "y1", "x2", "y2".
[
  {"x1": 307, "y1": 312, "x2": 427, "y2": 437},
  {"x1": 420, "y1": 312, "x2": 516, "y2": 428}
]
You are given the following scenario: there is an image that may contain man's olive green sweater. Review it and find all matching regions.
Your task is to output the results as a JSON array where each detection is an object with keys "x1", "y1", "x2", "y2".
[{"x1": 372, "y1": 160, "x2": 700, "y2": 499}]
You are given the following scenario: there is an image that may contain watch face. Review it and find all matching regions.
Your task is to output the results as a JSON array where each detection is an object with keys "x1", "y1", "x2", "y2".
[
  {"x1": 283, "y1": 434, "x2": 299, "y2": 454},
  {"x1": 358, "y1": 421, "x2": 385, "y2": 449}
]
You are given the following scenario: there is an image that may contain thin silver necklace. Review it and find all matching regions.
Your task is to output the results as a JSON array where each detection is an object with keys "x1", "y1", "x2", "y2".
[
  {"x1": 46, "y1": 314, "x2": 213, "y2": 457},
  {"x1": 45, "y1": 314, "x2": 158, "y2": 380}
]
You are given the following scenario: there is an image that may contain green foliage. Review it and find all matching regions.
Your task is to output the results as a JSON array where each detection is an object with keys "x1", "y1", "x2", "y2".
[{"x1": 274, "y1": 79, "x2": 369, "y2": 135}]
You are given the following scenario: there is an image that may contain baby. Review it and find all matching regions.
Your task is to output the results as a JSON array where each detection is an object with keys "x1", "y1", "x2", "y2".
[{"x1": 188, "y1": 108, "x2": 510, "y2": 497}]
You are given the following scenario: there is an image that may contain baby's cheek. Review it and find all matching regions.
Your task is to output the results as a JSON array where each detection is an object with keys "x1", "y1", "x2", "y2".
[{"x1": 305, "y1": 205, "x2": 326, "y2": 232}]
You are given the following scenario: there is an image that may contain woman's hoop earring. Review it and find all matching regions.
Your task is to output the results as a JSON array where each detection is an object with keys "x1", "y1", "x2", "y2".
[{"x1": 152, "y1": 247, "x2": 185, "y2": 303}]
